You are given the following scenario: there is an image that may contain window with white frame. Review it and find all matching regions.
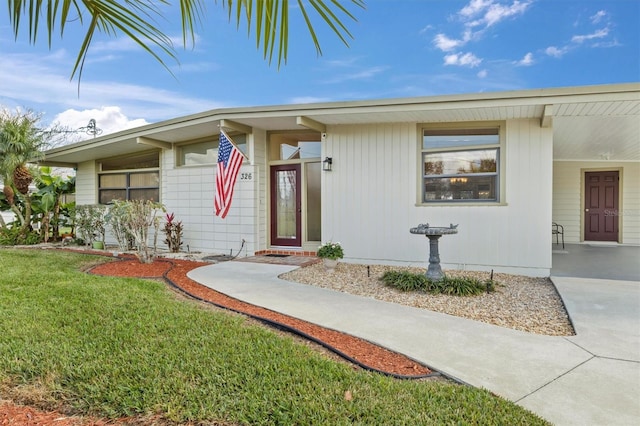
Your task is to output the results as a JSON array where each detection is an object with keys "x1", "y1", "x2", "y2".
[
  {"x1": 177, "y1": 134, "x2": 247, "y2": 166},
  {"x1": 422, "y1": 128, "x2": 500, "y2": 203},
  {"x1": 98, "y1": 152, "x2": 160, "y2": 204}
]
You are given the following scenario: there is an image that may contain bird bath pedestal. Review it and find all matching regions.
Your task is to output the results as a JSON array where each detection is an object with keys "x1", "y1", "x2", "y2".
[{"x1": 409, "y1": 224, "x2": 458, "y2": 280}]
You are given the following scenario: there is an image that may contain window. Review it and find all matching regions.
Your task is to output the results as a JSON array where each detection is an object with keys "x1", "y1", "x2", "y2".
[
  {"x1": 98, "y1": 152, "x2": 159, "y2": 204},
  {"x1": 422, "y1": 128, "x2": 500, "y2": 202},
  {"x1": 177, "y1": 134, "x2": 247, "y2": 166}
]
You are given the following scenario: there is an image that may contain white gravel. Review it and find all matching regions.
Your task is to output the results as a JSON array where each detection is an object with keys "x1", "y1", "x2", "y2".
[{"x1": 280, "y1": 262, "x2": 574, "y2": 336}]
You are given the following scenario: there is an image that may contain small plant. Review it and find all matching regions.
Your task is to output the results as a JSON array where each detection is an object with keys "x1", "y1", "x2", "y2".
[
  {"x1": 163, "y1": 212, "x2": 183, "y2": 253},
  {"x1": 381, "y1": 270, "x2": 493, "y2": 297},
  {"x1": 381, "y1": 271, "x2": 428, "y2": 292},
  {"x1": 437, "y1": 276, "x2": 486, "y2": 296},
  {"x1": 0, "y1": 224, "x2": 40, "y2": 245},
  {"x1": 317, "y1": 241, "x2": 344, "y2": 260}
]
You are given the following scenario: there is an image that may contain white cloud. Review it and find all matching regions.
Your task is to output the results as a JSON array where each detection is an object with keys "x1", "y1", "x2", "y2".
[
  {"x1": 591, "y1": 10, "x2": 607, "y2": 24},
  {"x1": 515, "y1": 52, "x2": 534, "y2": 66},
  {"x1": 482, "y1": 1, "x2": 532, "y2": 27},
  {"x1": 443, "y1": 52, "x2": 482, "y2": 67},
  {"x1": 459, "y1": 0, "x2": 494, "y2": 19},
  {"x1": 459, "y1": 0, "x2": 533, "y2": 28},
  {"x1": 433, "y1": 31, "x2": 474, "y2": 52},
  {"x1": 545, "y1": 46, "x2": 569, "y2": 58},
  {"x1": 477, "y1": 69, "x2": 488, "y2": 78},
  {"x1": 433, "y1": 1, "x2": 532, "y2": 57},
  {"x1": 572, "y1": 28, "x2": 609, "y2": 44},
  {"x1": 433, "y1": 33, "x2": 464, "y2": 52},
  {"x1": 53, "y1": 107, "x2": 149, "y2": 139}
]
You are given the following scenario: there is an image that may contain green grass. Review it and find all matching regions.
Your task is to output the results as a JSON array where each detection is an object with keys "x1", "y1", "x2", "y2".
[{"x1": 0, "y1": 249, "x2": 548, "y2": 425}]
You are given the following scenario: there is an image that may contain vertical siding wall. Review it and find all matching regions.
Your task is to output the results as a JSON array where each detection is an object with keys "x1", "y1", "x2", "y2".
[
  {"x1": 323, "y1": 119, "x2": 553, "y2": 276},
  {"x1": 553, "y1": 161, "x2": 640, "y2": 244},
  {"x1": 75, "y1": 161, "x2": 97, "y2": 204}
]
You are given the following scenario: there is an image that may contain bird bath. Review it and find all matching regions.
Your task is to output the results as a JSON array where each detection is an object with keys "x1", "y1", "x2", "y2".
[{"x1": 409, "y1": 223, "x2": 458, "y2": 280}]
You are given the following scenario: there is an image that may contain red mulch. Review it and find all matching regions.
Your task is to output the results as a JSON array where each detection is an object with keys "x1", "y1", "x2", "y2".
[{"x1": 1, "y1": 254, "x2": 436, "y2": 425}]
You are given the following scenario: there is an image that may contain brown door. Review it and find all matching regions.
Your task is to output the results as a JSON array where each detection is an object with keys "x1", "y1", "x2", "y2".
[
  {"x1": 584, "y1": 171, "x2": 619, "y2": 241},
  {"x1": 270, "y1": 164, "x2": 302, "y2": 247}
]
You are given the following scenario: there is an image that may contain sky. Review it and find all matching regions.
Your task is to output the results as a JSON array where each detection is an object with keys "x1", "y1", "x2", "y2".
[{"x1": 1, "y1": 0, "x2": 638, "y2": 141}]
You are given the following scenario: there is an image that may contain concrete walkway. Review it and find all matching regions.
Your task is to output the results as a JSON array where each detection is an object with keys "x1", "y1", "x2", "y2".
[{"x1": 187, "y1": 259, "x2": 640, "y2": 425}]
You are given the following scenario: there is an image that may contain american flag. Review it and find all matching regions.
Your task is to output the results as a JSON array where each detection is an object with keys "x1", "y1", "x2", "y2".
[{"x1": 214, "y1": 130, "x2": 244, "y2": 218}]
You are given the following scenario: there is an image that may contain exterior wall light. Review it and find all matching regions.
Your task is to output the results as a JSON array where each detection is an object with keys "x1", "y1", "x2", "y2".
[{"x1": 322, "y1": 157, "x2": 333, "y2": 172}]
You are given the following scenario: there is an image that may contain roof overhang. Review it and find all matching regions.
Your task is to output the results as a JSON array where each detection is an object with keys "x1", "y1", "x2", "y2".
[{"x1": 42, "y1": 83, "x2": 640, "y2": 166}]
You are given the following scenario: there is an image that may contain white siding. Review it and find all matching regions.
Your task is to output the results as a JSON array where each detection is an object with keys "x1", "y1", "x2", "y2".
[
  {"x1": 553, "y1": 161, "x2": 640, "y2": 244},
  {"x1": 75, "y1": 161, "x2": 97, "y2": 204},
  {"x1": 323, "y1": 119, "x2": 553, "y2": 276}
]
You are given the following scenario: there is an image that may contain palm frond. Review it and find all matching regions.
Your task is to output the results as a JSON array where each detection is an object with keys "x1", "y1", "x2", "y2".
[{"x1": 223, "y1": 0, "x2": 364, "y2": 67}]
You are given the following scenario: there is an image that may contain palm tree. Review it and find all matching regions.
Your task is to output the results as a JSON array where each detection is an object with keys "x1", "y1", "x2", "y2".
[
  {"x1": 0, "y1": 109, "x2": 48, "y2": 233},
  {"x1": 7, "y1": 0, "x2": 365, "y2": 80}
]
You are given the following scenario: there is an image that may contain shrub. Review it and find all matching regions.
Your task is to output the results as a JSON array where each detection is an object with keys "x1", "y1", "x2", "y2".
[
  {"x1": 0, "y1": 225, "x2": 40, "y2": 245},
  {"x1": 106, "y1": 200, "x2": 135, "y2": 251},
  {"x1": 114, "y1": 200, "x2": 164, "y2": 263},
  {"x1": 381, "y1": 271, "x2": 428, "y2": 292},
  {"x1": 437, "y1": 276, "x2": 486, "y2": 296},
  {"x1": 75, "y1": 204, "x2": 108, "y2": 245},
  {"x1": 317, "y1": 241, "x2": 344, "y2": 260},
  {"x1": 381, "y1": 270, "x2": 494, "y2": 297}
]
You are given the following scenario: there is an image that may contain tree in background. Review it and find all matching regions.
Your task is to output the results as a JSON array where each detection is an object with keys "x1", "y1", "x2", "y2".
[
  {"x1": 7, "y1": 0, "x2": 365, "y2": 80},
  {"x1": 0, "y1": 109, "x2": 67, "y2": 243}
]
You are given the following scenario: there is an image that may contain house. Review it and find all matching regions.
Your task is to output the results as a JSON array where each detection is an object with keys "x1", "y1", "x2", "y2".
[{"x1": 42, "y1": 83, "x2": 640, "y2": 277}]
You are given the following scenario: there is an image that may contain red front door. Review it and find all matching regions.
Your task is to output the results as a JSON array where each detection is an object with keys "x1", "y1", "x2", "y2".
[
  {"x1": 584, "y1": 171, "x2": 619, "y2": 242},
  {"x1": 270, "y1": 164, "x2": 302, "y2": 247}
]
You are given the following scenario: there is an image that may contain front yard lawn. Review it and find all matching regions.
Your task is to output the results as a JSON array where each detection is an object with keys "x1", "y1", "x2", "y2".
[{"x1": 0, "y1": 249, "x2": 549, "y2": 425}]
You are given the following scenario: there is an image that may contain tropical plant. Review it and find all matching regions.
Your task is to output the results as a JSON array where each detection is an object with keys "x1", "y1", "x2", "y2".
[
  {"x1": 0, "y1": 109, "x2": 50, "y2": 237},
  {"x1": 7, "y1": 0, "x2": 365, "y2": 80},
  {"x1": 33, "y1": 168, "x2": 75, "y2": 242},
  {"x1": 0, "y1": 223, "x2": 40, "y2": 245},
  {"x1": 163, "y1": 212, "x2": 183, "y2": 253},
  {"x1": 317, "y1": 241, "x2": 344, "y2": 260}
]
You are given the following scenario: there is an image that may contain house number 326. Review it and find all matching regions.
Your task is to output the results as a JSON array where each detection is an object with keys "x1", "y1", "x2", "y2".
[{"x1": 240, "y1": 173, "x2": 252, "y2": 180}]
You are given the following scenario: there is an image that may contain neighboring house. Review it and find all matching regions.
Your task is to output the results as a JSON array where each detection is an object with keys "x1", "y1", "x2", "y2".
[{"x1": 42, "y1": 84, "x2": 640, "y2": 277}]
